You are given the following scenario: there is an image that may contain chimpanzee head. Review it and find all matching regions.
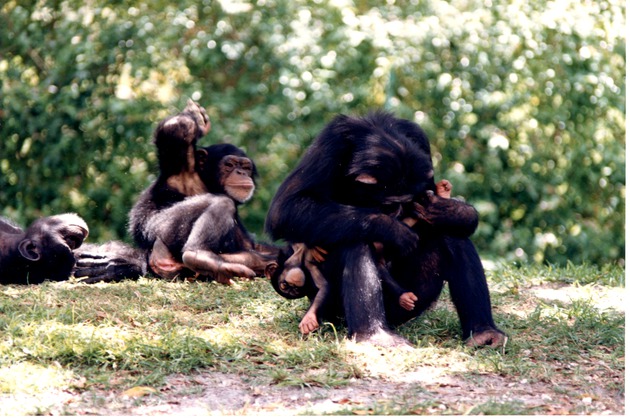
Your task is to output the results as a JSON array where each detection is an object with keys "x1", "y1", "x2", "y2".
[
  {"x1": 195, "y1": 144, "x2": 258, "y2": 204},
  {"x1": 16, "y1": 213, "x2": 88, "y2": 284},
  {"x1": 336, "y1": 112, "x2": 436, "y2": 211},
  {"x1": 265, "y1": 245, "x2": 311, "y2": 300}
]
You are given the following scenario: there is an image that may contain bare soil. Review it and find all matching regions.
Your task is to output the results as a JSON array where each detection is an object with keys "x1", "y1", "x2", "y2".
[{"x1": 8, "y1": 361, "x2": 622, "y2": 416}]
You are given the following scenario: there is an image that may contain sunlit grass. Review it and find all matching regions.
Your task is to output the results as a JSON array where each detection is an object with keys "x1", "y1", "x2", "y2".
[
  {"x1": 0, "y1": 362, "x2": 76, "y2": 393},
  {"x1": 0, "y1": 262, "x2": 625, "y2": 415}
]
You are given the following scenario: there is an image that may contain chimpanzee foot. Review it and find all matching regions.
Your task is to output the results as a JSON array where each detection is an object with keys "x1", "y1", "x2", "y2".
[
  {"x1": 465, "y1": 329, "x2": 508, "y2": 349},
  {"x1": 182, "y1": 250, "x2": 256, "y2": 282},
  {"x1": 149, "y1": 256, "x2": 184, "y2": 279},
  {"x1": 184, "y1": 99, "x2": 211, "y2": 136},
  {"x1": 150, "y1": 260, "x2": 185, "y2": 279},
  {"x1": 214, "y1": 273, "x2": 235, "y2": 285},
  {"x1": 354, "y1": 328, "x2": 414, "y2": 349},
  {"x1": 217, "y1": 262, "x2": 257, "y2": 279}
]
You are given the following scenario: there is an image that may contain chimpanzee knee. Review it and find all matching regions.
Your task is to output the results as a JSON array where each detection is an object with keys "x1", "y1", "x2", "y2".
[{"x1": 182, "y1": 194, "x2": 238, "y2": 252}]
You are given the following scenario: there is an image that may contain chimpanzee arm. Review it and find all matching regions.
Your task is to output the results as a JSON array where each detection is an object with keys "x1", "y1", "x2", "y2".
[
  {"x1": 155, "y1": 99, "x2": 210, "y2": 179},
  {"x1": 268, "y1": 192, "x2": 418, "y2": 253},
  {"x1": 73, "y1": 242, "x2": 147, "y2": 283},
  {"x1": 298, "y1": 250, "x2": 330, "y2": 334},
  {"x1": 413, "y1": 194, "x2": 479, "y2": 238}
]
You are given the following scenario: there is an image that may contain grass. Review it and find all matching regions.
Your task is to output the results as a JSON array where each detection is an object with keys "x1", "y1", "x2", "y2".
[{"x1": 0, "y1": 262, "x2": 625, "y2": 415}]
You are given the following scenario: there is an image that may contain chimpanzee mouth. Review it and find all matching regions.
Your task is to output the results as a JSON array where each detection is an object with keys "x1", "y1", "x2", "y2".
[{"x1": 382, "y1": 194, "x2": 414, "y2": 205}]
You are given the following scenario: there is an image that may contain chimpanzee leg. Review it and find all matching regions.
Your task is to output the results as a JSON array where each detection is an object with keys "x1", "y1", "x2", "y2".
[
  {"x1": 180, "y1": 195, "x2": 259, "y2": 282},
  {"x1": 444, "y1": 237, "x2": 507, "y2": 347},
  {"x1": 384, "y1": 246, "x2": 446, "y2": 328},
  {"x1": 144, "y1": 194, "x2": 257, "y2": 282},
  {"x1": 341, "y1": 244, "x2": 412, "y2": 347},
  {"x1": 74, "y1": 241, "x2": 147, "y2": 283}
]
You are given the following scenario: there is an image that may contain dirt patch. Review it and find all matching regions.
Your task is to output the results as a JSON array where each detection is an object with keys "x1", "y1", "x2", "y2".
[
  {"x1": 12, "y1": 355, "x2": 622, "y2": 416},
  {"x1": 529, "y1": 283, "x2": 625, "y2": 312}
]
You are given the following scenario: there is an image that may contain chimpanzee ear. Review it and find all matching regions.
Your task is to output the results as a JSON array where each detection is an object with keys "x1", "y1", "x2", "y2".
[
  {"x1": 264, "y1": 261, "x2": 279, "y2": 279},
  {"x1": 195, "y1": 148, "x2": 209, "y2": 171},
  {"x1": 18, "y1": 239, "x2": 41, "y2": 261},
  {"x1": 356, "y1": 174, "x2": 378, "y2": 184}
]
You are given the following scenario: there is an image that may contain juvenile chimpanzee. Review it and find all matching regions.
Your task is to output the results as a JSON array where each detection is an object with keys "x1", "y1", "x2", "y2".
[
  {"x1": 74, "y1": 100, "x2": 212, "y2": 284},
  {"x1": 128, "y1": 101, "x2": 277, "y2": 283},
  {"x1": 0, "y1": 213, "x2": 89, "y2": 284},
  {"x1": 265, "y1": 111, "x2": 506, "y2": 348},
  {"x1": 133, "y1": 143, "x2": 277, "y2": 283},
  {"x1": 75, "y1": 101, "x2": 276, "y2": 284},
  {"x1": 128, "y1": 99, "x2": 212, "y2": 255}
]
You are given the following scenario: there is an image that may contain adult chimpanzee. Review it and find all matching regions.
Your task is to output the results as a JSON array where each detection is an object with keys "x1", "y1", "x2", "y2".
[
  {"x1": 266, "y1": 180, "x2": 455, "y2": 336},
  {"x1": 265, "y1": 111, "x2": 506, "y2": 348},
  {"x1": 127, "y1": 101, "x2": 277, "y2": 283},
  {"x1": 0, "y1": 213, "x2": 89, "y2": 284}
]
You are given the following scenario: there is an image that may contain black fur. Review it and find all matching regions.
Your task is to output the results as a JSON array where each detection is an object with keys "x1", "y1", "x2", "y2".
[
  {"x1": 1, "y1": 214, "x2": 88, "y2": 284},
  {"x1": 266, "y1": 111, "x2": 504, "y2": 345}
]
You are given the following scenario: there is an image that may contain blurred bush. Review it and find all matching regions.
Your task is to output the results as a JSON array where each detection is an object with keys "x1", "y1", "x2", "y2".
[{"x1": 0, "y1": 0, "x2": 625, "y2": 266}]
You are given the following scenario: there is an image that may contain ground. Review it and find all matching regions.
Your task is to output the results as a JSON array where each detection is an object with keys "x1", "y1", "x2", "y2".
[{"x1": 0, "y1": 266, "x2": 625, "y2": 416}]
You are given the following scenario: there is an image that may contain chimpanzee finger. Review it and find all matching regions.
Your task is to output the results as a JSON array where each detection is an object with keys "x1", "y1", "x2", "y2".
[{"x1": 311, "y1": 246, "x2": 328, "y2": 263}]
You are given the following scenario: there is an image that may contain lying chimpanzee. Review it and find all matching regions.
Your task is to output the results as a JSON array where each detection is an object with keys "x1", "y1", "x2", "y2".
[
  {"x1": 1, "y1": 213, "x2": 88, "y2": 284},
  {"x1": 265, "y1": 111, "x2": 506, "y2": 348}
]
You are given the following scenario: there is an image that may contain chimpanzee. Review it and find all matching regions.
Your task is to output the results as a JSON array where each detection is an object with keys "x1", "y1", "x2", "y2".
[
  {"x1": 73, "y1": 100, "x2": 213, "y2": 284},
  {"x1": 0, "y1": 213, "x2": 89, "y2": 284},
  {"x1": 266, "y1": 180, "x2": 455, "y2": 335},
  {"x1": 131, "y1": 143, "x2": 277, "y2": 283},
  {"x1": 127, "y1": 101, "x2": 277, "y2": 283},
  {"x1": 74, "y1": 101, "x2": 276, "y2": 284},
  {"x1": 265, "y1": 111, "x2": 506, "y2": 348}
]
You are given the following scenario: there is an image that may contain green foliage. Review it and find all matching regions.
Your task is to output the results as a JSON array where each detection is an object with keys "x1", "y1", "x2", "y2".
[{"x1": 0, "y1": 0, "x2": 625, "y2": 265}]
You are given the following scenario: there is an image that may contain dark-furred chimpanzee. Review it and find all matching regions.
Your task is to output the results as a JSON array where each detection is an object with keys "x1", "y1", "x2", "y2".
[
  {"x1": 127, "y1": 101, "x2": 277, "y2": 284},
  {"x1": 265, "y1": 180, "x2": 455, "y2": 335},
  {"x1": 1, "y1": 213, "x2": 89, "y2": 284},
  {"x1": 74, "y1": 101, "x2": 277, "y2": 284},
  {"x1": 265, "y1": 111, "x2": 506, "y2": 348}
]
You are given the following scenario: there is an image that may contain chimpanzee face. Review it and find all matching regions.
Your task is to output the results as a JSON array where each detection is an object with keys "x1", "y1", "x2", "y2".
[
  {"x1": 219, "y1": 155, "x2": 255, "y2": 203},
  {"x1": 196, "y1": 144, "x2": 258, "y2": 203},
  {"x1": 18, "y1": 213, "x2": 89, "y2": 283},
  {"x1": 342, "y1": 131, "x2": 435, "y2": 210}
]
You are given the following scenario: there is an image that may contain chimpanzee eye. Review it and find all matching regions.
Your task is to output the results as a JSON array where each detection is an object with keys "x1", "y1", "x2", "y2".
[
  {"x1": 64, "y1": 233, "x2": 83, "y2": 249},
  {"x1": 355, "y1": 174, "x2": 378, "y2": 184}
]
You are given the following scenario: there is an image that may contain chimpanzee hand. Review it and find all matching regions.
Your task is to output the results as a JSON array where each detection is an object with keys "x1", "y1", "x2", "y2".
[
  {"x1": 310, "y1": 246, "x2": 328, "y2": 263},
  {"x1": 74, "y1": 244, "x2": 146, "y2": 284},
  {"x1": 183, "y1": 99, "x2": 211, "y2": 137},
  {"x1": 370, "y1": 214, "x2": 418, "y2": 255},
  {"x1": 299, "y1": 310, "x2": 320, "y2": 334},
  {"x1": 435, "y1": 179, "x2": 452, "y2": 198},
  {"x1": 399, "y1": 292, "x2": 418, "y2": 311},
  {"x1": 411, "y1": 191, "x2": 478, "y2": 238}
]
